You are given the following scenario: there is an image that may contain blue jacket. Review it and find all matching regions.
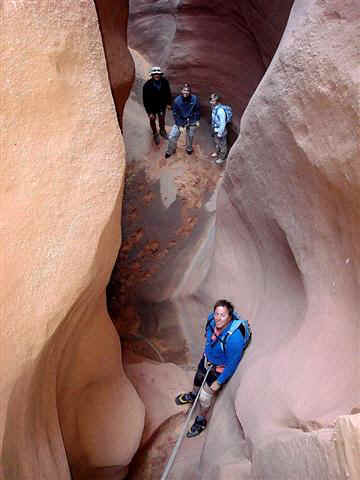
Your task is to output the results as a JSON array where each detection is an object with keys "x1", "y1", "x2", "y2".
[
  {"x1": 211, "y1": 105, "x2": 227, "y2": 137},
  {"x1": 172, "y1": 94, "x2": 200, "y2": 127},
  {"x1": 204, "y1": 317, "x2": 245, "y2": 385}
]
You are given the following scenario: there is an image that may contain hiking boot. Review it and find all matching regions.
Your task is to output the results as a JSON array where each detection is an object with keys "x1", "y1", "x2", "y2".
[
  {"x1": 215, "y1": 158, "x2": 225, "y2": 165},
  {"x1": 160, "y1": 129, "x2": 168, "y2": 139},
  {"x1": 165, "y1": 151, "x2": 172, "y2": 159},
  {"x1": 153, "y1": 133, "x2": 160, "y2": 145},
  {"x1": 187, "y1": 416, "x2": 207, "y2": 438},
  {"x1": 175, "y1": 392, "x2": 196, "y2": 406}
]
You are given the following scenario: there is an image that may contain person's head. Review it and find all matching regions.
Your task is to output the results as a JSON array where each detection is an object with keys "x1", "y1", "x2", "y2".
[
  {"x1": 209, "y1": 93, "x2": 220, "y2": 107},
  {"x1": 181, "y1": 83, "x2": 192, "y2": 99},
  {"x1": 213, "y1": 299, "x2": 234, "y2": 329},
  {"x1": 149, "y1": 66, "x2": 163, "y2": 81}
]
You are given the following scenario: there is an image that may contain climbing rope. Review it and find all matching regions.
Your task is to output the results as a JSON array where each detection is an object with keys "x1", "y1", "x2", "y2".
[
  {"x1": 160, "y1": 364, "x2": 212, "y2": 480},
  {"x1": 120, "y1": 333, "x2": 165, "y2": 363}
]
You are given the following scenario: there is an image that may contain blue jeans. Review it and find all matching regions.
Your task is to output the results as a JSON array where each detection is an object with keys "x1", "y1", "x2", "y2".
[{"x1": 166, "y1": 124, "x2": 197, "y2": 155}]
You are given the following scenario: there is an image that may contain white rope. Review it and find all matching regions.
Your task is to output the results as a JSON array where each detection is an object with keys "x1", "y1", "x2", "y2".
[{"x1": 160, "y1": 364, "x2": 212, "y2": 480}]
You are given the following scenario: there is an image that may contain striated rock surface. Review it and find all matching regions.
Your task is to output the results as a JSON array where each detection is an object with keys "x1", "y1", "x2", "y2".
[
  {"x1": 108, "y1": 0, "x2": 294, "y2": 366},
  {"x1": 194, "y1": 0, "x2": 360, "y2": 479},
  {"x1": 128, "y1": 0, "x2": 294, "y2": 127},
  {"x1": 94, "y1": 0, "x2": 134, "y2": 128},
  {"x1": 119, "y1": 0, "x2": 360, "y2": 479},
  {"x1": 335, "y1": 414, "x2": 360, "y2": 479},
  {"x1": 0, "y1": 1, "x2": 143, "y2": 478},
  {"x1": 1, "y1": 0, "x2": 359, "y2": 479}
]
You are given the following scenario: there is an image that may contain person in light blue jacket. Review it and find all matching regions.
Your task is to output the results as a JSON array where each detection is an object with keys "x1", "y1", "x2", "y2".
[
  {"x1": 175, "y1": 299, "x2": 247, "y2": 438},
  {"x1": 210, "y1": 93, "x2": 228, "y2": 164}
]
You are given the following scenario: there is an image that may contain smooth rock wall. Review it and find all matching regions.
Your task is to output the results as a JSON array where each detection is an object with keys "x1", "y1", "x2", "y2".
[
  {"x1": 2, "y1": 0, "x2": 358, "y2": 478},
  {"x1": 94, "y1": 0, "x2": 134, "y2": 128},
  {"x1": 120, "y1": 1, "x2": 295, "y2": 366},
  {"x1": 125, "y1": 0, "x2": 360, "y2": 477},
  {"x1": 197, "y1": 0, "x2": 360, "y2": 478},
  {"x1": 128, "y1": 0, "x2": 294, "y2": 127},
  {"x1": 1, "y1": 1, "x2": 143, "y2": 478}
]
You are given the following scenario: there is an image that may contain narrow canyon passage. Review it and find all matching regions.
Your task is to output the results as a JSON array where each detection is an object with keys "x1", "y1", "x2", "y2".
[
  {"x1": 105, "y1": 1, "x2": 296, "y2": 478},
  {"x1": 107, "y1": 0, "x2": 294, "y2": 369},
  {"x1": 1, "y1": 1, "x2": 360, "y2": 480},
  {"x1": 107, "y1": 1, "x2": 360, "y2": 479}
]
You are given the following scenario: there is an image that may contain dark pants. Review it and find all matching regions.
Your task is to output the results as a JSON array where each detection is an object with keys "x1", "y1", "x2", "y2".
[
  {"x1": 149, "y1": 111, "x2": 165, "y2": 135},
  {"x1": 193, "y1": 356, "x2": 220, "y2": 388},
  {"x1": 214, "y1": 134, "x2": 228, "y2": 160}
]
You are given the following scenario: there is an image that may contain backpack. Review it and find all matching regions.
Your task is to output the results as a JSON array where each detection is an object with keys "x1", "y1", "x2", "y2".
[
  {"x1": 218, "y1": 104, "x2": 232, "y2": 124},
  {"x1": 205, "y1": 311, "x2": 252, "y2": 353}
]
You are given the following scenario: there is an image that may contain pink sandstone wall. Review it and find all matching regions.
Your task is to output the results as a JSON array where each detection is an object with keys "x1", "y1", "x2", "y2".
[
  {"x1": 121, "y1": 0, "x2": 360, "y2": 478},
  {"x1": 1, "y1": 1, "x2": 144, "y2": 478},
  {"x1": 1, "y1": 0, "x2": 359, "y2": 479},
  {"x1": 188, "y1": 1, "x2": 360, "y2": 478},
  {"x1": 128, "y1": 0, "x2": 294, "y2": 127}
]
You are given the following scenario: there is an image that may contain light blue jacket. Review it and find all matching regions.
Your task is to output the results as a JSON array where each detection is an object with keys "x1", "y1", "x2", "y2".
[{"x1": 211, "y1": 105, "x2": 227, "y2": 138}]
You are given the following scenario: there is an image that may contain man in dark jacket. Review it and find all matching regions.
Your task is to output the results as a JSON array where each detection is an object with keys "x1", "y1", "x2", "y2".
[
  {"x1": 165, "y1": 83, "x2": 200, "y2": 158},
  {"x1": 143, "y1": 66, "x2": 172, "y2": 145}
]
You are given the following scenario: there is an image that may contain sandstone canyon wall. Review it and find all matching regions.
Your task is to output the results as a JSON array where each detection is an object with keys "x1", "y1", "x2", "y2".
[
  {"x1": 1, "y1": 0, "x2": 360, "y2": 479},
  {"x1": 1, "y1": 1, "x2": 144, "y2": 479},
  {"x1": 121, "y1": 0, "x2": 360, "y2": 479},
  {"x1": 181, "y1": 1, "x2": 360, "y2": 479},
  {"x1": 128, "y1": 0, "x2": 293, "y2": 128},
  {"x1": 109, "y1": 0, "x2": 295, "y2": 367}
]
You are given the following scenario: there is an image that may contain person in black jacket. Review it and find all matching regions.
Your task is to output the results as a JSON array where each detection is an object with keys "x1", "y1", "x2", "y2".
[
  {"x1": 143, "y1": 66, "x2": 172, "y2": 145},
  {"x1": 165, "y1": 83, "x2": 200, "y2": 158}
]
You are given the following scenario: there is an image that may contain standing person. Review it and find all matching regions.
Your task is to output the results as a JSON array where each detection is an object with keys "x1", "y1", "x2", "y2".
[
  {"x1": 165, "y1": 83, "x2": 200, "y2": 158},
  {"x1": 143, "y1": 66, "x2": 172, "y2": 145},
  {"x1": 175, "y1": 299, "x2": 251, "y2": 437},
  {"x1": 209, "y1": 93, "x2": 229, "y2": 165}
]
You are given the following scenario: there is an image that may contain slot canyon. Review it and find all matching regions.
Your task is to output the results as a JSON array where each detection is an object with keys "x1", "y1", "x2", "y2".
[{"x1": 1, "y1": 1, "x2": 359, "y2": 479}]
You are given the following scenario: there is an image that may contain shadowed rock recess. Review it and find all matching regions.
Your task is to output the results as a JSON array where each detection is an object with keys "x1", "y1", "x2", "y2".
[{"x1": 1, "y1": 1, "x2": 360, "y2": 479}]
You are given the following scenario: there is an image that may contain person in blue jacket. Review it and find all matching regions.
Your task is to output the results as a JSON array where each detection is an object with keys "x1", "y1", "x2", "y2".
[
  {"x1": 175, "y1": 299, "x2": 246, "y2": 437},
  {"x1": 165, "y1": 83, "x2": 200, "y2": 158},
  {"x1": 209, "y1": 93, "x2": 228, "y2": 164}
]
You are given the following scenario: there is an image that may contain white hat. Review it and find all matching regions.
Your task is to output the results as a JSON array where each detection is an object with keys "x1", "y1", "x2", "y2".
[{"x1": 149, "y1": 66, "x2": 163, "y2": 75}]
